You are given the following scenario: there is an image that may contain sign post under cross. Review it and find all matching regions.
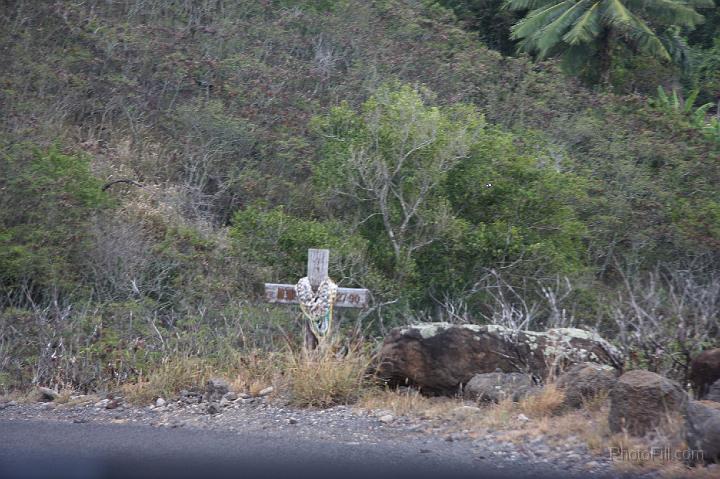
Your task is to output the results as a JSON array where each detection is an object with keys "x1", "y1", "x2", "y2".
[{"x1": 264, "y1": 249, "x2": 368, "y2": 349}]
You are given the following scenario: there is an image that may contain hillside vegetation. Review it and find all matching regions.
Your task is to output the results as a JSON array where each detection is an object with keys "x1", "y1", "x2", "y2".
[{"x1": 1, "y1": 0, "x2": 719, "y2": 394}]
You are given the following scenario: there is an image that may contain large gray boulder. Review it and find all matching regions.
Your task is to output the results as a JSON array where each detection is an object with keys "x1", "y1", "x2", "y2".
[
  {"x1": 690, "y1": 349, "x2": 720, "y2": 400},
  {"x1": 556, "y1": 362, "x2": 618, "y2": 408},
  {"x1": 375, "y1": 322, "x2": 623, "y2": 395},
  {"x1": 609, "y1": 370, "x2": 688, "y2": 436},
  {"x1": 463, "y1": 372, "x2": 537, "y2": 403},
  {"x1": 685, "y1": 400, "x2": 720, "y2": 464}
]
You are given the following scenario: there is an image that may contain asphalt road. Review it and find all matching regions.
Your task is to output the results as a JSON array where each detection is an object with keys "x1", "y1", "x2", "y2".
[{"x1": 0, "y1": 420, "x2": 607, "y2": 479}]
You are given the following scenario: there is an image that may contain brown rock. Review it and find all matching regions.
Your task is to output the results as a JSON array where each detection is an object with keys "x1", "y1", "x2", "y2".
[
  {"x1": 557, "y1": 362, "x2": 618, "y2": 408},
  {"x1": 609, "y1": 370, "x2": 688, "y2": 436},
  {"x1": 375, "y1": 323, "x2": 623, "y2": 395},
  {"x1": 206, "y1": 378, "x2": 230, "y2": 395},
  {"x1": 685, "y1": 400, "x2": 720, "y2": 464},
  {"x1": 206, "y1": 402, "x2": 221, "y2": 415},
  {"x1": 706, "y1": 379, "x2": 720, "y2": 403},
  {"x1": 690, "y1": 349, "x2": 720, "y2": 400},
  {"x1": 205, "y1": 378, "x2": 230, "y2": 401},
  {"x1": 463, "y1": 372, "x2": 537, "y2": 403}
]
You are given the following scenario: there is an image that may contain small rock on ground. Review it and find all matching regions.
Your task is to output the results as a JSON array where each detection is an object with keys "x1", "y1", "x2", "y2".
[
  {"x1": 38, "y1": 387, "x2": 60, "y2": 402},
  {"x1": 257, "y1": 386, "x2": 274, "y2": 397}
]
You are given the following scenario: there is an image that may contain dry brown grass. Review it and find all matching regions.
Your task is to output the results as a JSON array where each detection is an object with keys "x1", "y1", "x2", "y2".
[
  {"x1": 228, "y1": 350, "x2": 278, "y2": 396},
  {"x1": 52, "y1": 389, "x2": 75, "y2": 404},
  {"x1": 519, "y1": 384, "x2": 566, "y2": 418},
  {"x1": 602, "y1": 412, "x2": 697, "y2": 475},
  {"x1": 354, "y1": 383, "x2": 719, "y2": 478},
  {"x1": 357, "y1": 384, "x2": 570, "y2": 435},
  {"x1": 3, "y1": 388, "x2": 96, "y2": 408},
  {"x1": 284, "y1": 345, "x2": 371, "y2": 408},
  {"x1": 11, "y1": 358, "x2": 720, "y2": 478},
  {"x1": 469, "y1": 398, "x2": 517, "y2": 429},
  {"x1": 0, "y1": 389, "x2": 42, "y2": 404},
  {"x1": 121, "y1": 357, "x2": 219, "y2": 404},
  {"x1": 357, "y1": 387, "x2": 455, "y2": 417},
  {"x1": 120, "y1": 349, "x2": 285, "y2": 405},
  {"x1": 581, "y1": 389, "x2": 610, "y2": 412},
  {"x1": 118, "y1": 343, "x2": 370, "y2": 407},
  {"x1": 657, "y1": 464, "x2": 720, "y2": 478}
]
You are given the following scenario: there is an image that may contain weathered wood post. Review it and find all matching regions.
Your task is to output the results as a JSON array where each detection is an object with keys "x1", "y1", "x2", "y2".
[
  {"x1": 264, "y1": 248, "x2": 368, "y2": 350},
  {"x1": 303, "y1": 249, "x2": 328, "y2": 350},
  {"x1": 307, "y1": 248, "x2": 329, "y2": 289}
]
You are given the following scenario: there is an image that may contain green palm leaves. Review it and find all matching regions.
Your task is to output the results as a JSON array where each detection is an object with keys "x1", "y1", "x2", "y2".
[{"x1": 506, "y1": 0, "x2": 714, "y2": 80}]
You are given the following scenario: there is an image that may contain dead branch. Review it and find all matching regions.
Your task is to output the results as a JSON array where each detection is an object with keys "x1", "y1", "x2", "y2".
[{"x1": 101, "y1": 179, "x2": 143, "y2": 192}]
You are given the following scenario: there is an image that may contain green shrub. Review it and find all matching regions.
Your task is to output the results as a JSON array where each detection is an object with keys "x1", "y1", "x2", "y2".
[
  {"x1": 0, "y1": 144, "x2": 109, "y2": 296},
  {"x1": 229, "y1": 204, "x2": 369, "y2": 282},
  {"x1": 312, "y1": 84, "x2": 589, "y2": 314}
]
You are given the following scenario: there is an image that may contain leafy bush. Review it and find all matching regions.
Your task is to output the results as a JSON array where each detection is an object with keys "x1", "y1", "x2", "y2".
[
  {"x1": 443, "y1": 129, "x2": 588, "y2": 274},
  {"x1": 0, "y1": 144, "x2": 108, "y2": 297},
  {"x1": 651, "y1": 87, "x2": 715, "y2": 129},
  {"x1": 313, "y1": 84, "x2": 590, "y2": 315},
  {"x1": 230, "y1": 204, "x2": 369, "y2": 284}
]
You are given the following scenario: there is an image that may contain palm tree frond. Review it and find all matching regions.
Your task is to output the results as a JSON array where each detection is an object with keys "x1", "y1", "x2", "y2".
[
  {"x1": 659, "y1": 27, "x2": 690, "y2": 72},
  {"x1": 507, "y1": 0, "x2": 708, "y2": 82},
  {"x1": 511, "y1": 1, "x2": 576, "y2": 41},
  {"x1": 602, "y1": 0, "x2": 635, "y2": 26},
  {"x1": 603, "y1": 6, "x2": 671, "y2": 61},
  {"x1": 504, "y1": 0, "x2": 560, "y2": 11},
  {"x1": 536, "y1": 0, "x2": 592, "y2": 56},
  {"x1": 625, "y1": 12, "x2": 671, "y2": 60},
  {"x1": 689, "y1": 0, "x2": 716, "y2": 6},
  {"x1": 562, "y1": 4, "x2": 601, "y2": 45},
  {"x1": 623, "y1": 0, "x2": 706, "y2": 27},
  {"x1": 672, "y1": 89, "x2": 680, "y2": 109},
  {"x1": 684, "y1": 89, "x2": 700, "y2": 114},
  {"x1": 693, "y1": 102, "x2": 715, "y2": 125}
]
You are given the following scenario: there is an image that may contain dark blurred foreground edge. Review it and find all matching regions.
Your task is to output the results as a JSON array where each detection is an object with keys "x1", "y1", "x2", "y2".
[
  {"x1": 0, "y1": 457, "x2": 569, "y2": 479},
  {"x1": 0, "y1": 420, "x2": 590, "y2": 479}
]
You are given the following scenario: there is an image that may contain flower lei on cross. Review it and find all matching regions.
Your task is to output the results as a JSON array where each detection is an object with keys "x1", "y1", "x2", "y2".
[{"x1": 295, "y1": 276, "x2": 338, "y2": 338}]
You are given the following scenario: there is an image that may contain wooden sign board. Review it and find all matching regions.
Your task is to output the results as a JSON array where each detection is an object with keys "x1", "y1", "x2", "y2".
[{"x1": 264, "y1": 283, "x2": 369, "y2": 309}]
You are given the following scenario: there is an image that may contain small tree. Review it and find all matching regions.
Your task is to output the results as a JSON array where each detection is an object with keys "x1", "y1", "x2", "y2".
[{"x1": 313, "y1": 84, "x2": 485, "y2": 282}]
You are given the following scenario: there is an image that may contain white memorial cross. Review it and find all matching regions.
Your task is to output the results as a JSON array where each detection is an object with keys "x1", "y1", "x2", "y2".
[{"x1": 264, "y1": 248, "x2": 369, "y2": 310}]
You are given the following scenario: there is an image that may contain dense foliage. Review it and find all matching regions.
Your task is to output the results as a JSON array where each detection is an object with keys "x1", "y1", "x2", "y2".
[
  {"x1": 0, "y1": 145, "x2": 109, "y2": 296},
  {"x1": 0, "y1": 0, "x2": 718, "y2": 392},
  {"x1": 506, "y1": 0, "x2": 712, "y2": 84}
]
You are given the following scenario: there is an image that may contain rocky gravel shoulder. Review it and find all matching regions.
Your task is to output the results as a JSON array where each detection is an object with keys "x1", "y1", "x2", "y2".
[{"x1": 1, "y1": 393, "x2": 635, "y2": 479}]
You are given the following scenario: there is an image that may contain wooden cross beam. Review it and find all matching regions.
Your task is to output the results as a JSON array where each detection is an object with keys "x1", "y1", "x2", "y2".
[{"x1": 264, "y1": 249, "x2": 369, "y2": 309}]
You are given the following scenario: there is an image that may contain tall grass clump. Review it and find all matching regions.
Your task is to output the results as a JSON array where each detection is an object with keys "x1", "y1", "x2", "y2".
[
  {"x1": 518, "y1": 384, "x2": 566, "y2": 418},
  {"x1": 121, "y1": 357, "x2": 218, "y2": 405},
  {"x1": 285, "y1": 343, "x2": 371, "y2": 408}
]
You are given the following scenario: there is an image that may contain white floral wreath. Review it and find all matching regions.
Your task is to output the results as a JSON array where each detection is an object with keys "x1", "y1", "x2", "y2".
[{"x1": 295, "y1": 276, "x2": 338, "y2": 337}]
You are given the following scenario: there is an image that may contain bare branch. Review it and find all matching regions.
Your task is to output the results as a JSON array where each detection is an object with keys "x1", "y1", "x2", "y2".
[{"x1": 101, "y1": 179, "x2": 143, "y2": 191}]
